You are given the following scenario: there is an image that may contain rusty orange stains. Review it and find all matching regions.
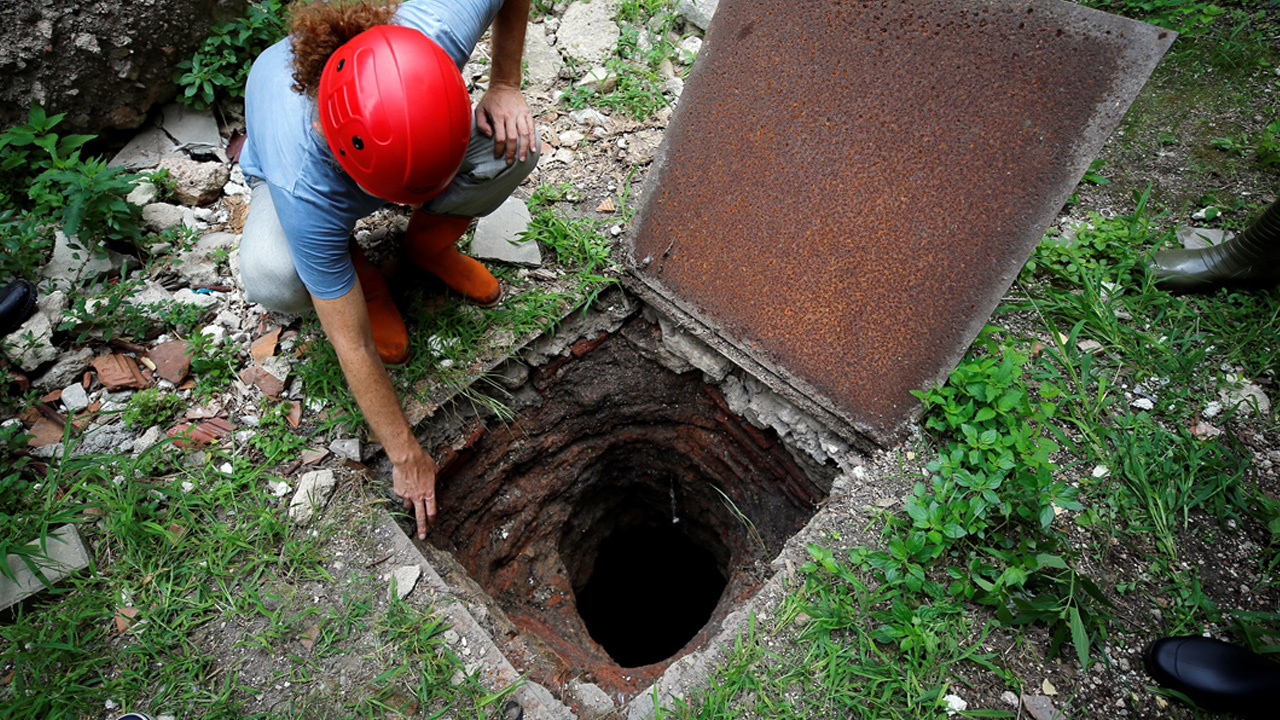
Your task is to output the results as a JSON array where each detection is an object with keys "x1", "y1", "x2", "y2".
[{"x1": 626, "y1": 0, "x2": 1174, "y2": 445}]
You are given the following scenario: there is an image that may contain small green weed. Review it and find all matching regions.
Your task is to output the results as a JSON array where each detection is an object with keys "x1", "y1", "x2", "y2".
[
  {"x1": 618, "y1": 0, "x2": 671, "y2": 24},
  {"x1": 662, "y1": 554, "x2": 1009, "y2": 719},
  {"x1": 0, "y1": 103, "x2": 144, "y2": 252},
  {"x1": 1022, "y1": 188, "x2": 1163, "y2": 288},
  {"x1": 0, "y1": 423, "x2": 79, "y2": 583},
  {"x1": 0, "y1": 443, "x2": 330, "y2": 719},
  {"x1": 1254, "y1": 118, "x2": 1280, "y2": 168},
  {"x1": 843, "y1": 338, "x2": 1111, "y2": 670},
  {"x1": 62, "y1": 276, "x2": 212, "y2": 342},
  {"x1": 248, "y1": 400, "x2": 309, "y2": 464},
  {"x1": 0, "y1": 209, "x2": 54, "y2": 281},
  {"x1": 188, "y1": 331, "x2": 242, "y2": 399},
  {"x1": 176, "y1": 0, "x2": 289, "y2": 109},
  {"x1": 123, "y1": 388, "x2": 185, "y2": 430}
]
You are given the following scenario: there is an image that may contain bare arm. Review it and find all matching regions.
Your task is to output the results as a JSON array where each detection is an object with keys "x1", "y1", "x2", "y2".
[
  {"x1": 475, "y1": 0, "x2": 535, "y2": 163},
  {"x1": 312, "y1": 285, "x2": 437, "y2": 538}
]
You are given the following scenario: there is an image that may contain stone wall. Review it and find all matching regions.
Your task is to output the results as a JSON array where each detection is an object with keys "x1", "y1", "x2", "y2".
[{"x1": 0, "y1": 0, "x2": 247, "y2": 134}]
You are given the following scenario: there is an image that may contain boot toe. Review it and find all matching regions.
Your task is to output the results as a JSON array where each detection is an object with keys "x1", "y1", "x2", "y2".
[
  {"x1": 1149, "y1": 250, "x2": 1216, "y2": 293},
  {"x1": 1144, "y1": 636, "x2": 1279, "y2": 716}
]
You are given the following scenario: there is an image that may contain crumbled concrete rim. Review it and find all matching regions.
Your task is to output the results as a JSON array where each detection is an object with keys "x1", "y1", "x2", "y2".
[{"x1": 373, "y1": 287, "x2": 905, "y2": 718}]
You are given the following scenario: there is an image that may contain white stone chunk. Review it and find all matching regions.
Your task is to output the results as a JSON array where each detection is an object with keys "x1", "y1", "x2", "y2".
[
  {"x1": 108, "y1": 125, "x2": 178, "y2": 170},
  {"x1": 3, "y1": 290, "x2": 68, "y2": 372},
  {"x1": 0, "y1": 525, "x2": 92, "y2": 611},
  {"x1": 390, "y1": 565, "x2": 421, "y2": 600},
  {"x1": 329, "y1": 437, "x2": 361, "y2": 461},
  {"x1": 42, "y1": 231, "x2": 132, "y2": 292},
  {"x1": 1219, "y1": 375, "x2": 1271, "y2": 416},
  {"x1": 556, "y1": 0, "x2": 621, "y2": 65},
  {"x1": 60, "y1": 383, "x2": 89, "y2": 412},
  {"x1": 471, "y1": 198, "x2": 541, "y2": 267},
  {"x1": 160, "y1": 102, "x2": 223, "y2": 150},
  {"x1": 676, "y1": 0, "x2": 720, "y2": 30},
  {"x1": 288, "y1": 469, "x2": 337, "y2": 524},
  {"x1": 523, "y1": 23, "x2": 564, "y2": 85},
  {"x1": 1176, "y1": 226, "x2": 1231, "y2": 250}
]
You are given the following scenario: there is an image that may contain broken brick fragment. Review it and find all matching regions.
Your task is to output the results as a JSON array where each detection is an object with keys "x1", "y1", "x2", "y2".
[
  {"x1": 570, "y1": 331, "x2": 609, "y2": 358},
  {"x1": 92, "y1": 354, "x2": 148, "y2": 391},
  {"x1": 239, "y1": 365, "x2": 286, "y2": 399},
  {"x1": 168, "y1": 417, "x2": 232, "y2": 448},
  {"x1": 146, "y1": 341, "x2": 194, "y2": 384},
  {"x1": 25, "y1": 418, "x2": 66, "y2": 447},
  {"x1": 250, "y1": 327, "x2": 281, "y2": 364},
  {"x1": 113, "y1": 607, "x2": 140, "y2": 634}
]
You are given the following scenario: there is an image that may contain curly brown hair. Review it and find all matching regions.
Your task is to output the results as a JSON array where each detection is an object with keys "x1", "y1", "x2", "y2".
[{"x1": 288, "y1": 0, "x2": 401, "y2": 96}]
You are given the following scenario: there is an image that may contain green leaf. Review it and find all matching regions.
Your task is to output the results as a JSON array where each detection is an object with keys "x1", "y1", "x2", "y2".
[
  {"x1": 1069, "y1": 605, "x2": 1091, "y2": 669},
  {"x1": 1039, "y1": 504, "x2": 1054, "y2": 529},
  {"x1": 1035, "y1": 553, "x2": 1067, "y2": 570}
]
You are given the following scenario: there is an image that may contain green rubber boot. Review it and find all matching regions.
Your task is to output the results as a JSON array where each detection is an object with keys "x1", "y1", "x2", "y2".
[{"x1": 1150, "y1": 199, "x2": 1280, "y2": 293}]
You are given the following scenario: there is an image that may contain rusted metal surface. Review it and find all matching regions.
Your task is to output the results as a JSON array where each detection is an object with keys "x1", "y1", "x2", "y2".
[{"x1": 625, "y1": 0, "x2": 1174, "y2": 446}]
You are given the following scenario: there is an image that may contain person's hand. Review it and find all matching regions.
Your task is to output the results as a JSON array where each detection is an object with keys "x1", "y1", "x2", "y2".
[
  {"x1": 392, "y1": 447, "x2": 438, "y2": 539},
  {"x1": 474, "y1": 82, "x2": 535, "y2": 164}
]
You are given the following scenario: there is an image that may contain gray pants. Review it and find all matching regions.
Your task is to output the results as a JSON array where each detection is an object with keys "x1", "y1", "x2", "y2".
[{"x1": 240, "y1": 126, "x2": 540, "y2": 314}]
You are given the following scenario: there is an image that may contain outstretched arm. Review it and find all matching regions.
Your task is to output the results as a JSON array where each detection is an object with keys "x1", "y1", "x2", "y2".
[
  {"x1": 474, "y1": 0, "x2": 535, "y2": 164},
  {"x1": 312, "y1": 286, "x2": 437, "y2": 538}
]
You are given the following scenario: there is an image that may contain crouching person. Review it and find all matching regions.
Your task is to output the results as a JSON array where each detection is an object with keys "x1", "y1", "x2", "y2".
[{"x1": 236, "y1": 0, "x2": 539, "y2": 537}]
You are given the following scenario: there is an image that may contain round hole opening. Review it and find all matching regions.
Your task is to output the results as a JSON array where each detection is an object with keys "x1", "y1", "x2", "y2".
[{"x1": 574, "y1": 504, "x2": 728, "y2": 668}]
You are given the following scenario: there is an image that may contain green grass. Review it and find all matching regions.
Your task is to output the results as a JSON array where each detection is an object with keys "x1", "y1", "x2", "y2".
[
  {"x1": 558, "y1": 0, "x2": 683, "y2": 120},
  {"x1": 6, "y1": 2, "x2": 1280, "y2": 718},
  {"x1": 660, "y1": 560, "x2": 1012, "y2": 719},
  {"x1": 1, "y1": 443, "x2": 326, "y2": 718},
  {"x1": 0, "y1": 439, "x2": 506, "y2": 718}
]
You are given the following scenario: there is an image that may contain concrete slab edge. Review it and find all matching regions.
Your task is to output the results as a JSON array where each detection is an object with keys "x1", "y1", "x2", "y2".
[
  {"x1": 0, "y1": 524, "x2": 92, "y2": 611},
  {"x1": 623, "y1": 274, "x2": 885, "y2": 452},
  {"x1": 378, "y1": 513, "x2": 578, "y2": 720}
]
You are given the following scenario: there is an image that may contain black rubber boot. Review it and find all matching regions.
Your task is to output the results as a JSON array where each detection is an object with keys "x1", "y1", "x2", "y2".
[
  {"x1": 1144, "y1": 636, "x2": 1280, "y2": 716},
  {"x1": 1149, "y1": 199, "x2": 1280, "y2": 293},
  {"x1": 0, "y1": 280, "x2": 37, "y2": 336}
]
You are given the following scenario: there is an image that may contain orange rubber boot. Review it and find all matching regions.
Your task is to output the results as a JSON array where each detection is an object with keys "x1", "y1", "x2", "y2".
[
  {"x1": 405, "y1": 210, "x2": 502, "y2": 307},
  {"x1": 350, "y1": 244, "x2": 410, "y2": 365}
]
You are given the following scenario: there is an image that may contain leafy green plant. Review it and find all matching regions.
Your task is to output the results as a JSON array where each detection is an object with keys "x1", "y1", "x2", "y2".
[
  {"x1": 248, "y1": 401, "x2": 309, "y2": 464},
  {"x1": 0, "y1": 103, "x2": 143, "y2": 252},
  {"x1": 618, "y1": 0, "x2": 671, "y2": 24},
  {"x1": 30, "y1": 155, "x2": 143, "y2": 248},
  {"x1": 0, "y1": 209, "x2": 54, "y2": 281},
  {"x1": 0, "y1": 103, "x2": 94, "y2": 211},
  {"x1": 1023, "y1": 188, "x2": 1162, "y2": 288},
  {"x1": 1256, "y1": 118, "x2": 1280, "y2": 168},
  {"x1": 847, "y1": 341, "x2": 1112, "y2": 669},
  {"x1": 188, "y1": 331, "x2": 242, "y2": 398},
  {"x1": 141, "y1": 167, "x2": 176, "y2": 202},
  {"x1": 1085, "y1": 0, "x2": 1227, "y2": 37},
  {"x1": 123, "y1": 389, "x2": 185, "y2": 430},
  {"x1": 176, "y1": 0, "x2": 289, "y2": 109},
  {"x1": 1211, "y1": 133, "x2": 1248, "y2": 155}
]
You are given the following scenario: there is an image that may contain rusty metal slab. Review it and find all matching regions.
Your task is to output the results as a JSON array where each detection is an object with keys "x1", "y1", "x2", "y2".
[{"x1": 624, "y1": 0, "x2": 1174, "y2": 448}]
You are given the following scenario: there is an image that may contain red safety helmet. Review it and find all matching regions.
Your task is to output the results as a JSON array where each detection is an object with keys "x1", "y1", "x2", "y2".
[{"x1": 317, "y1": 25, "x2": 471, "y2": 204}]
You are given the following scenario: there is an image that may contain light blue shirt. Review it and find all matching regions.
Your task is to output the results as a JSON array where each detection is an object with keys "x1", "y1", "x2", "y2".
[{"x1": 239, "y1": 0, "x2": 503, "y2": 299}]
